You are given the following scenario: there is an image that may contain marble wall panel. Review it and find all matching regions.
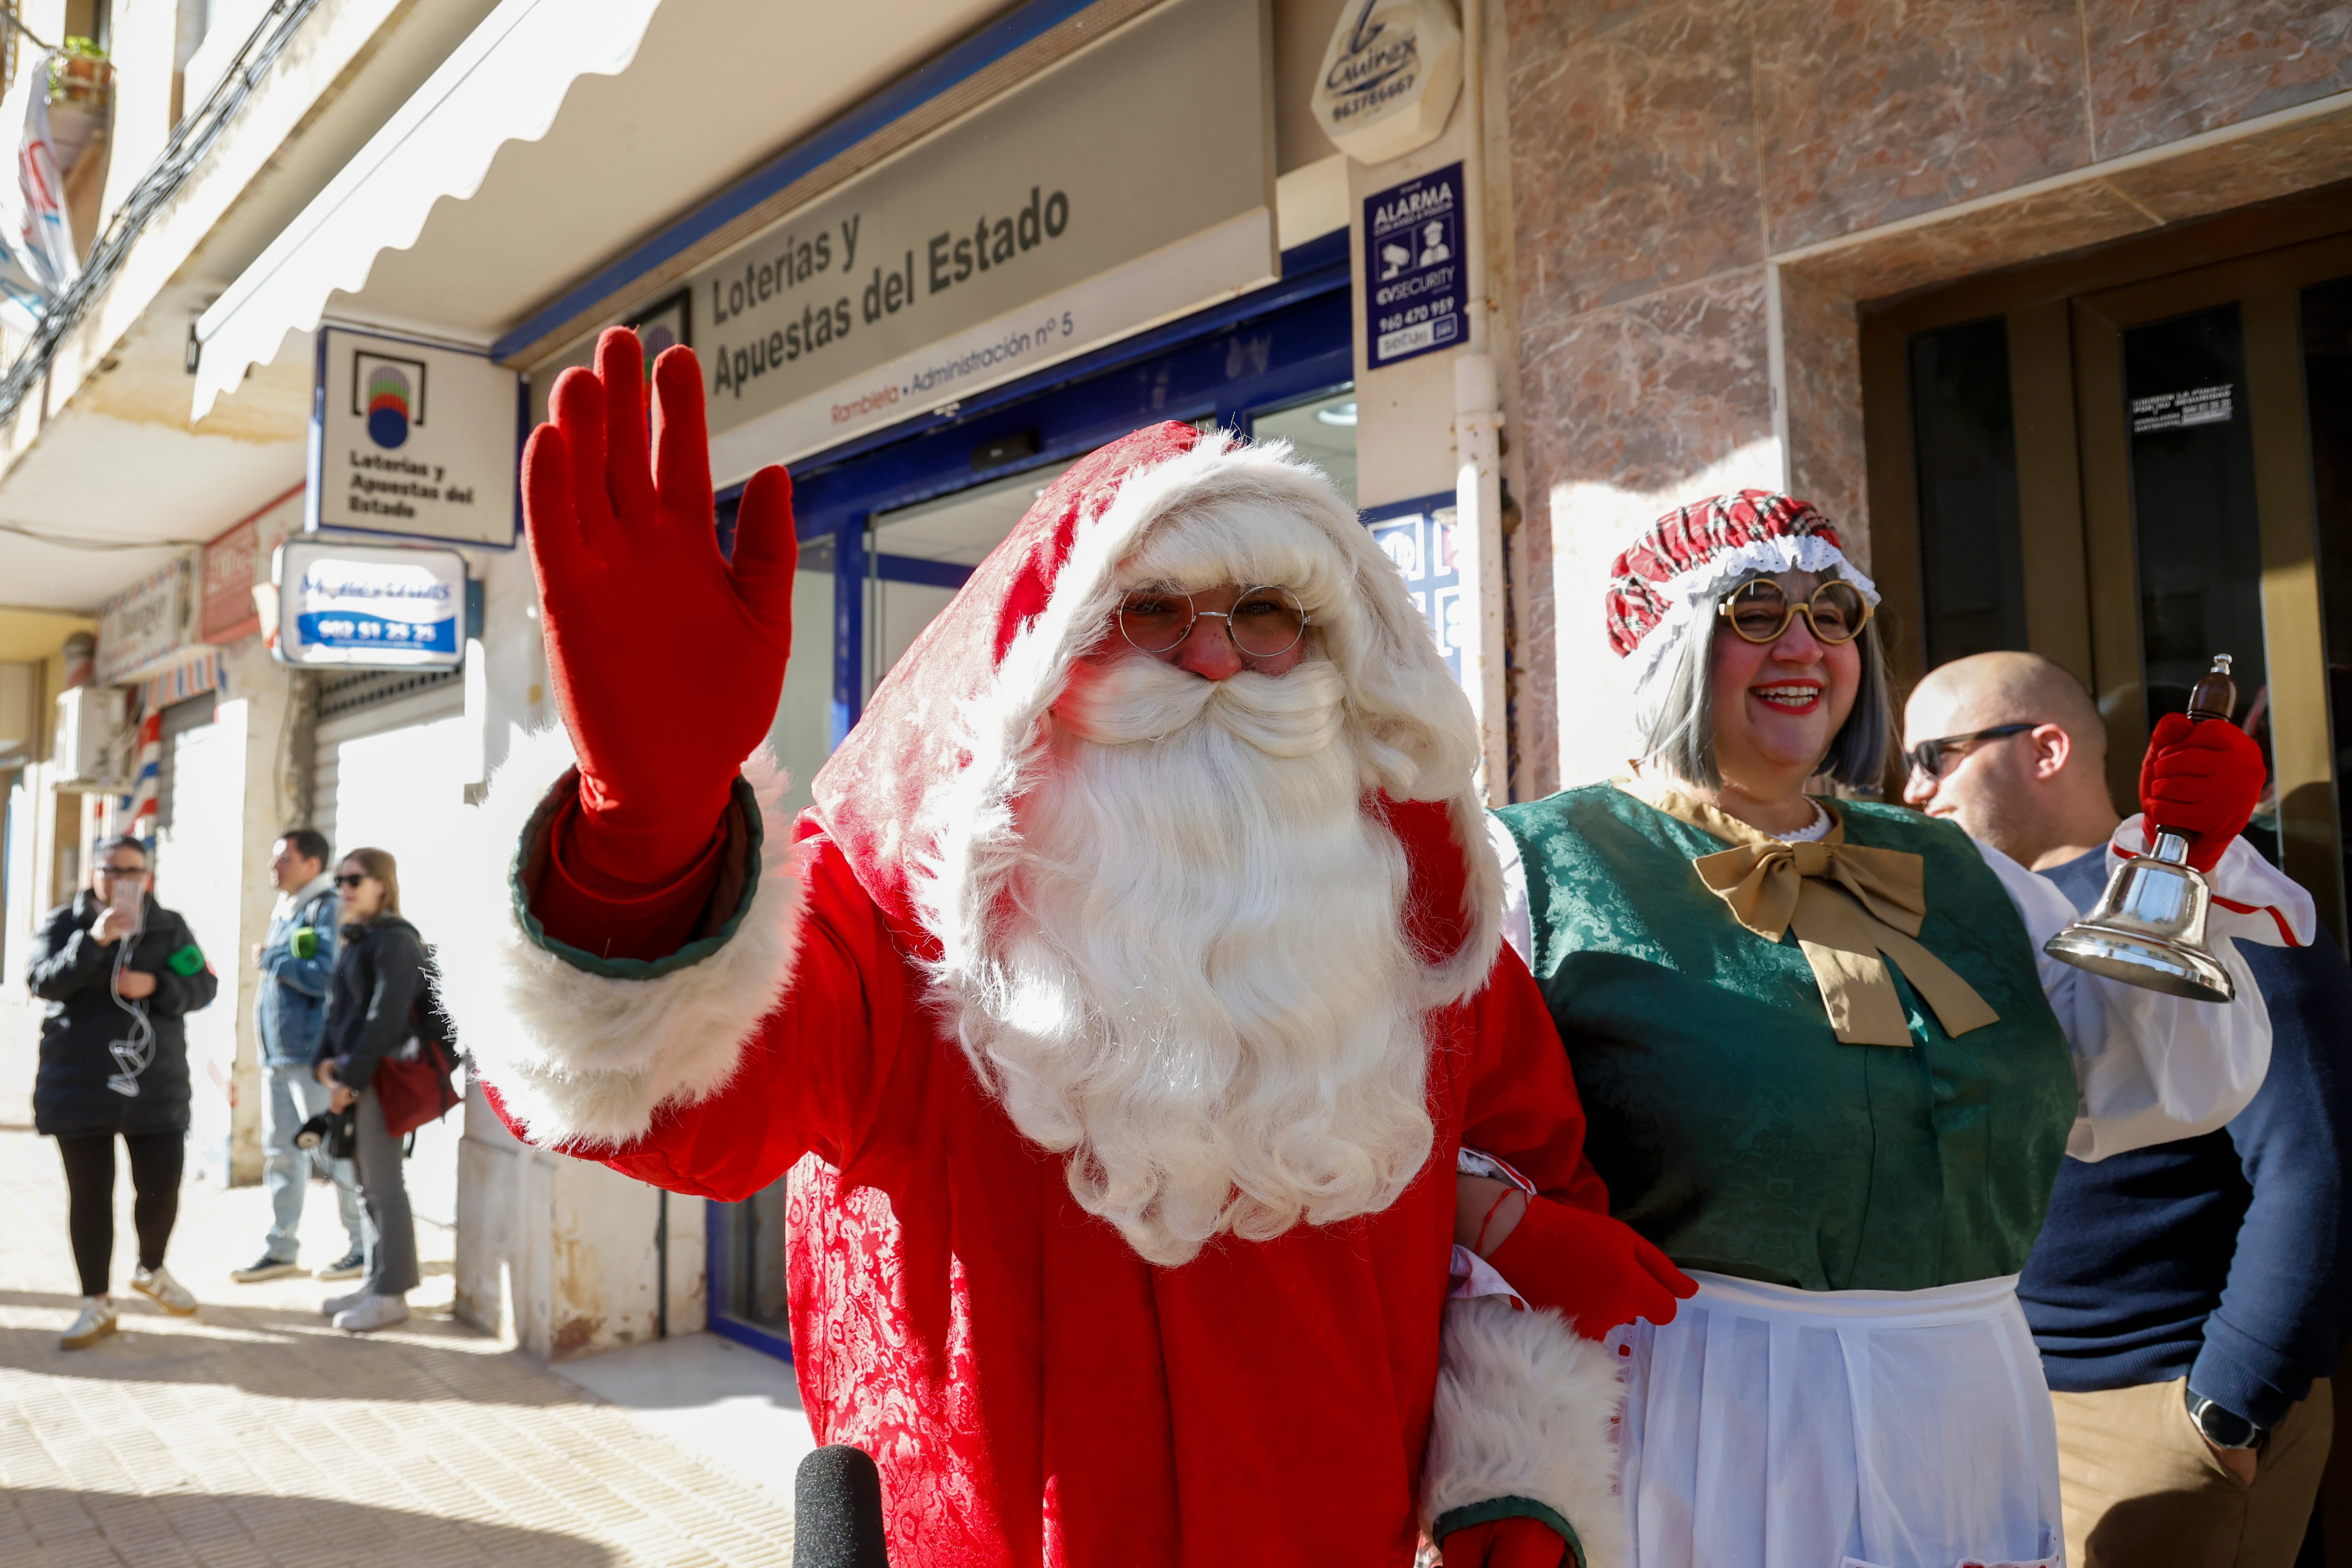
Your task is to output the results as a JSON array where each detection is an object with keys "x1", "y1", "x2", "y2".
[
  {"x1": 1783, "y1": 175, "x2": 2162, "y2": 302},
  {"x1": 1506, "y1": 0, "x2": 1764, "y2": 332},
  {"x1": 1516, "y1": 268, "x2": 1780, "y2": 782},
  {"x1": 2087, "y1": 0, "x2": 2352, "y2": 159},
  {"x1": 2106, "y1": 103, "x2": 2352, "y2": 223},
  {"x1": 1510, "y1": 506, "x2": 1559, "y2": 798},
  {"x1": 1518, "y1": 266, "x2": 1775, "y2": 497},
  {"x1": 1752, "y1": 0, "x2": 2090, "y2": 253},
  {"x1": 1775, "y1": 268, "x2": 1870, "y2": 569}
]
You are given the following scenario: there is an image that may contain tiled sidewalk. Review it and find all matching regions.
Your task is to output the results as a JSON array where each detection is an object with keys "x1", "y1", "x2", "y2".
[{"x1": 0, "y1": 1112, "x2": 798, "y2": 1568}]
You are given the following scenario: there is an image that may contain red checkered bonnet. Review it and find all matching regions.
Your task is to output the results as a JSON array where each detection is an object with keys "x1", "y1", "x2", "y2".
[{"x1": 1605, "y1": 490, "x2": 1878, "y2": 697}]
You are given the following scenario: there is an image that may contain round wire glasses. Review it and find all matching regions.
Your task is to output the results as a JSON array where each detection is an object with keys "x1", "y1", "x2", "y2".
[
  {"x1": 1116, "y1": 584, "x2": 1311, "y2": 658},
  {"x1": 1716, "y1": 577, "x2": 1872, "y2": 645}
]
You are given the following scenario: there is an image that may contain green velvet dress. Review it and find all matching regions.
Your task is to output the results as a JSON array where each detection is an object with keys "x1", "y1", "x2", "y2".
[{"x1": 1494, "y1": 783, "x2": 2080, "y2": 1293}]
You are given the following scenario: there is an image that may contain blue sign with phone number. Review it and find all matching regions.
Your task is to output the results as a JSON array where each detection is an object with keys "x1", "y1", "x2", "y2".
[
  {"x1": 1364, "y1": 163, "x2": 1465, "y2": 370},
  {"x1": 295, "y1": 610, "x2": 458, "y2": 653}
]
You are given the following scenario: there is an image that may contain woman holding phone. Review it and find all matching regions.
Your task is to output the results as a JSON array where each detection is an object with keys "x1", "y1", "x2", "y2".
[
  {"x1": 29, "y1": 836, "x2": 218, "y2": 1350},
  {"x1": 314, "y1": 847, "x2": 429, "y2": 1333}
]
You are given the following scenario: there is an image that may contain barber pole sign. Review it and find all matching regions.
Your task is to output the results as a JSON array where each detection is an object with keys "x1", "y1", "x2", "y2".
[{"x1": 126, "y1": 708, "x2": 162, "y2": 842}]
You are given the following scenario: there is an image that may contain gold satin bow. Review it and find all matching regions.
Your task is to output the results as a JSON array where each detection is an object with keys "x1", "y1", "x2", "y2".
[{"x1": 1616, "y1": 777, "x2": 2000, "y2": 1048}]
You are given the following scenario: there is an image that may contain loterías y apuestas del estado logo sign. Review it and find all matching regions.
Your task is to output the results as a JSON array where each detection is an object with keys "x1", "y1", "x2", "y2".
[
  {"x1": 1311, "y1": 0, "x2": 1462, "y2": 165},
  {"x1": 356, "y1": 350, "x2": 426, "y2": 449}
]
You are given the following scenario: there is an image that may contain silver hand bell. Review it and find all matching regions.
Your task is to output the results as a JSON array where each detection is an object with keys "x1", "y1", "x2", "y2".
[{"x1": 2043, "y1": 655, "x2": 2239, "y2": 1002}]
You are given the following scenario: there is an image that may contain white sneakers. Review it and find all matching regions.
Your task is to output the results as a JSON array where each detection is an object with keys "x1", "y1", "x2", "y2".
[
  {"x1": 130, "y1": 1265, "x2": 198, "y2": 1316},
  {"x1": 60, "y1": 1267, "x2": 197, "y2": 1349},
  {"x1": 59, "y1": 1296, "x2": 117, "y2": 1350},
  {"x1": 62, "y1": 1263, "x2": 405, "y2": 1343},
  {"x1": 331, "y1": 1293, "x2": 409, "y2": 1333},
  {"x1": 321, "y1": 1285, "x2": 370, "y2": 1318}
]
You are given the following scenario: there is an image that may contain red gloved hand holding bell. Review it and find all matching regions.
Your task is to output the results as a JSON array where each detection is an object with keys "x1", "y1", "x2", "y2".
[
  {"x1": 2138, "y1": 713, "x2": 2266, "y2": 874},
  {"x1": 1486, "y1": 1192, "x2": 1697, "y2": 1341},
  {"x1": 1439, "y1": 1518, "x2": 1578, "y2": 1568},
  {"x1": 524, "y1": 327, "x2": 799, "y2": 900}
]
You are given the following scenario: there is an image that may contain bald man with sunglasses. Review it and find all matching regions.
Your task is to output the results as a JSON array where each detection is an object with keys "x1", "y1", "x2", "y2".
[{"x1": 1906, "y1": 650, "x2": 2352, "y2": 1568}]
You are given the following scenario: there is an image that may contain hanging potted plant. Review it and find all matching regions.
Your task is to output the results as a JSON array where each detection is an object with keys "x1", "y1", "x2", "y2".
[
  {"x1": 45, "y1": 38, "x2": 113, "y2": 190},
  {"x1": 48, "y1": 37, "x2": 112, "y2": 113}
]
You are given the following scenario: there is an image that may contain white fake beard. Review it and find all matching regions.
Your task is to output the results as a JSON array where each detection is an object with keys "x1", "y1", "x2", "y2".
[{"x1": 960, "y1": 653, "x2": 1436, "y2": 1268}]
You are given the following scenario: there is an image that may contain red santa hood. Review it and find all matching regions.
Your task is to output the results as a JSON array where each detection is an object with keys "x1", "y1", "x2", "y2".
[{"x1": 807, "y1": 420, "x2": 1500, "y2": 1007}]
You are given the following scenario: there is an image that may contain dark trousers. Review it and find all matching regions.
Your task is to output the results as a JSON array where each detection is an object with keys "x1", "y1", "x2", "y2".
[
  {"x1": 353, "y1": 1089, "x2": 419, "y2": 1297},
  {"x1": 55, "y1": 1131, "x2": 183, "y2": 1297}
]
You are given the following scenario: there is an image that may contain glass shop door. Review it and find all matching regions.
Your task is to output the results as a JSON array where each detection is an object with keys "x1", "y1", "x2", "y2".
[
  {"x1": 2067, "y1": 239, "x2": 2352, "y2": 939},
  {"x1": 1887, "y1": 225, "x2": 2352, "y2": 945},
  {"x1": 1877, "y1": 212, "x2": 2352, "y2": 1567}
]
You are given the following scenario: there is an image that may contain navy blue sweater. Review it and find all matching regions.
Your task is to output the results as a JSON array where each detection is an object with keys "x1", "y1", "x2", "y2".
[{"x1": 2016, "y1": 847, "x2": 2352, "y2": 1428}]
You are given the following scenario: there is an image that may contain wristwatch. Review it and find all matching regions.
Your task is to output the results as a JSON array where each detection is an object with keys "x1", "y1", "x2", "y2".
[{"x1": 2185, "y1": 1386, "x2": 2266, "y2": 1450}]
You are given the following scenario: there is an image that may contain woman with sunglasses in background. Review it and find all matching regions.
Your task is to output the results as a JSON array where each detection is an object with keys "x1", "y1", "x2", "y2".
[
  {"x1": 314, "y1": 847, "x2": 429, "y2": 1333},
  {"x1": 1433, "y1": 493, "x2": 2305, "y2": 1568}
]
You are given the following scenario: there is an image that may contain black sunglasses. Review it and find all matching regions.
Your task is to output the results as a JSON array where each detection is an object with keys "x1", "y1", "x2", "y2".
[
  {"x1": 334, "y1": 873, "x2": 370, "y2": 889},
  {"x1": 1904, "y1": 723, "x2": 2036, "y2": 780}
]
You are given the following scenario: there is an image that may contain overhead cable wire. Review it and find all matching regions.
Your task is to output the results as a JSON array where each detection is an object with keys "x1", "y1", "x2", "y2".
[
  {"x1": 0, "y1": 0, "x2": 326, "y2": 431},
  {"x1": 0, "y1": 10, "x2": 56, "y2": 52},
  {"x1": 0, "y1": 519, "x2": 207, "y2": 550}
]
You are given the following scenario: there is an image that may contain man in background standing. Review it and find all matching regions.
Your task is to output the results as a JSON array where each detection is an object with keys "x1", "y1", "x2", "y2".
[
  {"x1": 230, "y1": 828, "x2": 367, "y2": 1284},
  {"x1": 1905, "y1": 649, "x2": 2352, "y2": 1568}
]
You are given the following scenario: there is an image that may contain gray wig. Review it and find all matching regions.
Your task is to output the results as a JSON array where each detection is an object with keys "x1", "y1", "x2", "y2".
[{"x1": 1637, "y1": 591, "x2": 1894, "y2": 790}]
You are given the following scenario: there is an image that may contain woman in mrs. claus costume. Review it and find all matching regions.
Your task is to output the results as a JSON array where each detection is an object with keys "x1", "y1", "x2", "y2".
[{"x1": 1436, "y1": 492, "x2": 2308, "y2": 1568}]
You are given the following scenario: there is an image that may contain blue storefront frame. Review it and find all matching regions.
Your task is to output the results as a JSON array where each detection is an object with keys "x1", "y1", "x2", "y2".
[
  {"x1": 713, "y1": 228, "x2": 1351, "y2": 747},
  {"x1": 701, "y1": 227, "x2": 1353, "y2": 1362}
]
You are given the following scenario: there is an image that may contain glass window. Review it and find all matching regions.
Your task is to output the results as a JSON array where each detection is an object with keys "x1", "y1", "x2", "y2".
[
  {"x1": 759, "y1": 535, "x2": 837, "y2": 822},
  {"x1": 2123, "y1": 302, "x2": 2276, "y2": 862},
  {"x1": 867, "y1": 464, "x2": 1068, "y2": 701},
  {"x1": 716, "y1": 1181, "x2": 791, "y2": 1340},
  {"x1": 1908, "y1": 318, "x2": 2027, "y2": 667},
  {"x1": 1248, "y1": 386, "x2": 1357, "y2": 509}
]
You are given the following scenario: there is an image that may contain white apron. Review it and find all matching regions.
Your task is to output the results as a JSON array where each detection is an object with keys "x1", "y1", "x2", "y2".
[{"x1": 1614, "y1": 1271, "x2": 2064, "y2": 1568}]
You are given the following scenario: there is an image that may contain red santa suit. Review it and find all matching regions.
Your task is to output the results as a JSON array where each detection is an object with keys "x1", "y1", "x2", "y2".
[{"x1": 444, "y1": 372, "x2": 1634, "y2": 1567}]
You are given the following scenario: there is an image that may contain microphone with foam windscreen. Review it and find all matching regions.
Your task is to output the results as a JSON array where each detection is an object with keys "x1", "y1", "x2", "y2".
[{"x1": 793, "y1": 1444, "x2": 889, "y2": 1568}]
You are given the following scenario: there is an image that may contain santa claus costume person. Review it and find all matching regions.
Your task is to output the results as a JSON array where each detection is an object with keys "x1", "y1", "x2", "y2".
[
  {"x1": 1440, "y1": 492, "x2": 2307, "y2": 1568},
  {"x1": 442, "y1": 330, "x2": 1689, "y2": 1568}
]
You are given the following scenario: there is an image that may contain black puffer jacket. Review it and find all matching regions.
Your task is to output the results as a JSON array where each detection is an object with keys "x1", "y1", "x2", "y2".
[
  {"x1": 29, "y1": 891, "x2": 218, "y2": 1136},
  {"x1": 322, "y1": 915, "x2": 429, "y2": 1090}
]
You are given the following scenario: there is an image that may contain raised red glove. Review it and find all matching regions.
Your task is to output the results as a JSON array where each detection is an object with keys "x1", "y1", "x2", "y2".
[
  {"x1": 524, "y1": 327, "x2": 798, "y2": 895},
  {"x1": 1486, "y1": 1193, "x2": 1696, "y2": 1340},
  {"x1": 2138, "y1": 713, "x2": 2265, "y2": 874},
  {"x1": 1439, "y1": 1518, "x2": 1575, "y2": 1568}
]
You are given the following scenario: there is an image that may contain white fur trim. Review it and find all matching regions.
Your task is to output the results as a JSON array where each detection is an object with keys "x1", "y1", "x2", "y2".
[
  {"x1": 913, "y1": 431, "x2": 1502, "y2": 1026},
  {"x1": 435, "y1": 724, "x2": 805, "y2": 1149},
  {"x1": 1423, "y1": 1297, "x2": 1628, "y2": 1568},
  {"x1": 1624, "y1": 533, "x2": 1878, "y2": 699}
]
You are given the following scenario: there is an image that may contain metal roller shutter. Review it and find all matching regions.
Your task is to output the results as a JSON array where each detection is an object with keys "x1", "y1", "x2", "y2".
[{"x1": 309, "y1": 666, "x2": 468, "y2": 1226}]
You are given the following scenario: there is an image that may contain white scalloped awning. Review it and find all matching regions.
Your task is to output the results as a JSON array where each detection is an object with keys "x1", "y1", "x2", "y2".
[{"x1": 191, "y1": 0, "x2": 665, "y2": 420}]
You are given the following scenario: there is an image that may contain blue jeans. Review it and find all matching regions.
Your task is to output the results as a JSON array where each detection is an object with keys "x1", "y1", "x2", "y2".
[{"x1": 261, "y1": 1060, "x2": 367, "y2": 1262}]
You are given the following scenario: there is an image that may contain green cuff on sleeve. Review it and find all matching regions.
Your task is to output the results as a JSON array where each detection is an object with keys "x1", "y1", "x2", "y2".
[
  {"x1": 1431, "y1": 1497, "x2": 1585, "y2": 1568},
  {"x1": 509, "y1": 771, "x2": 766, "y2": 981}
]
